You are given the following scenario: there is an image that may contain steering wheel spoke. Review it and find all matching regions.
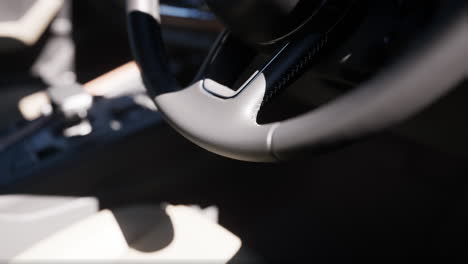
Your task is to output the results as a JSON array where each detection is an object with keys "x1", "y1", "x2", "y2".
[{"x1": 155, "y1": 75, "x2": 279, "y2": 162}]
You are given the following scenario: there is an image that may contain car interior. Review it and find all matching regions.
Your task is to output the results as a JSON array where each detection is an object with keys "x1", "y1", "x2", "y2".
[{"x1": 0, "y1": 0, "x2": 467, "y2": 262}]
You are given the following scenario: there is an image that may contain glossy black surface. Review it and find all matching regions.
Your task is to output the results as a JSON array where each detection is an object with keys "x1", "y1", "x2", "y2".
[{"x1": 205, "y1": 0, "x2": 326, "y2": 44}]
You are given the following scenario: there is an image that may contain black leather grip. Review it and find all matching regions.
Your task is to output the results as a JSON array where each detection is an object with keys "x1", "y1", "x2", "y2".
[{"x1": 128, "y1": 11, "x2": 181, "y2": 97}]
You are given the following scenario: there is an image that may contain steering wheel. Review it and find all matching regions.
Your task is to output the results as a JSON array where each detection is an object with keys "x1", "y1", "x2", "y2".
[{"x1": 127, "y1": 0, "x2": 467, "y2": 162}]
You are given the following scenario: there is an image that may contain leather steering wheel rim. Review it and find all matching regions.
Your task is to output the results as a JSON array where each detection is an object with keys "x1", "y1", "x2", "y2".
[{"x1": 127, "y1": 0, "x2": 467, "y2": 162}]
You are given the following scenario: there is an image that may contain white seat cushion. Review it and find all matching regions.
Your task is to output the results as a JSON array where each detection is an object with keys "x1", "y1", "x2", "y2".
[{"x1": 12, "y1": 205, "x2": 242, "y2": 263}]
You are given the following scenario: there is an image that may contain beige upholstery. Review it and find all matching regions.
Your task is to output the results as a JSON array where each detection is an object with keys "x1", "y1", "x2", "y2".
[{"x1": 11, "y1": 205, "x2": 242, "y2": 263}]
